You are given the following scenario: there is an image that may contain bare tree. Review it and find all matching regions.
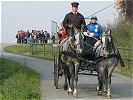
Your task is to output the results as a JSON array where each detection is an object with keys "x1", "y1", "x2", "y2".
[{"x1": 115, "y1": 0, "x2": 133, "y2": 24}]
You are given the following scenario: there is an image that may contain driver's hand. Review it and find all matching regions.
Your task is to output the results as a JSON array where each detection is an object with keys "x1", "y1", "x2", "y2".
[
  {"x1": 68, "y1": 24, "x2": 73, "y2": 28},
  {"x1": 69, "y1": 36, "x2": 72, "y2": 39},
  {"x1": 81, "y1": 25, "x2": 84, "y2": 29}
]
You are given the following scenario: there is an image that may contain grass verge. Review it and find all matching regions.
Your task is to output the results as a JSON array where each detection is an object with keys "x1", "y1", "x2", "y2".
[
  {"x1": 0, "y1": 58, "x2": 40, "y2": 100},
  {"x1": 4, "y1": 44, "x2": 58, "y2": 61},
  {"x1": 110, "y1": 23, "x2": 133, "y2": 78},
  {"x1": 4, "y1": 44, "x2": 133, "y2": 78},
  {"x1": 114, "y1": 64, "x2": 133, "y2": 78}
]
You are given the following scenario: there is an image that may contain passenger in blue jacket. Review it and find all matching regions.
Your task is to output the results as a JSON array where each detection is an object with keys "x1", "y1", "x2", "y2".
[
  {"x1": 83, "y1": 16, "x2": 102, "y2": 60},
  {"x1": 85, "y1": 16, "x2": 102, "y2": 39}
]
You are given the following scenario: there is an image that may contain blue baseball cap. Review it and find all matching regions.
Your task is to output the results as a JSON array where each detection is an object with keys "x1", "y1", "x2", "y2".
[{"x1": 91, "y1": 16, "x2": 97, "y2": 20}]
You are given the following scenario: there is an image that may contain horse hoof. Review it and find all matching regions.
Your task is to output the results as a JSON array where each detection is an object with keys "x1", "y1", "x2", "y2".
[
  {"x1": 96, "y1": 86, "x2": 99, "y2": 91},
  {"x1": 97, "y1": 91, "x2": 102, "y2": 95},
  {"x1": 63, "y1": 84, "x2": 68, "y2": 90},
  {"x1": 59, "y1": 70, "x2": 63, "y2": 76},
  {"x1": 64, "y1": 87, "x2": 68, "y2": 90},
  {"x1": 107, "y1": 94, "x2": 112, "y2": 99},
  {"x1": 103, "y1": 91, "x2": 107, "y2": 95},
  {"x1": 73, "y1": 92, "x2": 78, "y2": 98},
  {"x1": 68, "y1": 91, "x2": 73, "y2": 95}
]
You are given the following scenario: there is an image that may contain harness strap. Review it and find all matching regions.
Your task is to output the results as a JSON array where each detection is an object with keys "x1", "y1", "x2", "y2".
[
  {"x1": 70, "y1": 37, "x2": 77, "y2": 51},
  {"x1": 84, "y1": 41, "x2": 94, "y2": 48},
  {"x1": 69, "y1": 27, "x2": 77, "y2": 52},
  {"x1": 59, "y1": 37, "x2": 69, "y2": 47},
  {"x1": 61, "y1": 51, "x2": 77, "y2": 58},
  {"x1": 94, "y1": 54, "x2": 119, "y2": 64},
  {"x1": 91, "y1": 36, "x2": 99, "y2": 41}
]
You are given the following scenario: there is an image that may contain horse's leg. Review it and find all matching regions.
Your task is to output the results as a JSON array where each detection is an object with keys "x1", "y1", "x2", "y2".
[
  {"x1": 63, "y1": 68, "x2": 68, "y2": 90},
  {"x1": 97, "y1": 65, "x2": 104, "y2": 95},
  {"x1": 103, "y1": 70, "x2": 107, "y2": 95},
  {"x1": 106, "y1": 66, "x2": 114, "y2": 99},
  {"x1": 97, "y1": 73, "x2": 103, "y2": 95},
  {"x1": 60, "y1": 57, "x2": 67, "y2": 90},
  {"x1": 67, "y1": 64, "x2": 74, "y2": 95},
  {"x1": 73, "y1": 62, "x2": 79, "y2": 97},
  {"x1": 67, "y1": 74, "x2": 73, "y2": 94}
]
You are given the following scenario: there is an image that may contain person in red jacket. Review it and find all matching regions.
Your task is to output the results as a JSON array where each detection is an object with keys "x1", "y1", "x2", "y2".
[
  {"x1": 57, "y1": 27, "x2": 66, "y2": 43},
  {"x1": 19, "y1": 30, "x2": 25, "y2": 44},
  {"x1": 57, "y1": 25, "x2": 67, "y2": 76}
]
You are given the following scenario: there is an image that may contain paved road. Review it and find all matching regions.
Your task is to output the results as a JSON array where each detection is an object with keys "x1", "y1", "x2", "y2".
[{"x1": 0, "y1": 43, "x2": 133, "y2": 100}]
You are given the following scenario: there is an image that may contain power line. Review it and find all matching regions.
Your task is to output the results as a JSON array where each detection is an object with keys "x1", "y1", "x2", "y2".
[
  {"x1": 85, "y1": 3, "x2": 115, "y2": 19},
  {"x1": 53, "y1": 3, "x2": 115, "y2": 30}
]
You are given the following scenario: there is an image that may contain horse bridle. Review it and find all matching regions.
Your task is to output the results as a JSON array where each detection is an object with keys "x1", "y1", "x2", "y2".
[{"x1": 69, "y1": 27, "x2": 83, "y2": 52}]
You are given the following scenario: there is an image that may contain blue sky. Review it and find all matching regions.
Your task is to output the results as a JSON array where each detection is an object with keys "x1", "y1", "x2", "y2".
[{"x1": 1, "y1": 1, "x2": 115, "y2": 43}]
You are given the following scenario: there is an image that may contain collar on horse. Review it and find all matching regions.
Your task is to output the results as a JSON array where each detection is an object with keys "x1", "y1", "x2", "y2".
[
  {"x1": 94, "y1": 54, "x2": 119, "y2": 64},
  {"x1": 60, "y1": 28, "x2": 83, "y2": 59}
]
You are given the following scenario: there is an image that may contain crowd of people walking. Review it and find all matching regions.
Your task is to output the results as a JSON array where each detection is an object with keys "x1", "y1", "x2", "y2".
[{"x1": 15, "y1": 30, "x2": 55, "y2": 44}]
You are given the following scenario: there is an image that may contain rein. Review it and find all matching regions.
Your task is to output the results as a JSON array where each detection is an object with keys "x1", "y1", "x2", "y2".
[
  {"x1": 91, "y1": 36, "x2": 99, "y2": 41},
  {"x1": 84, "y1": 41, "x2": 94, "y2": 48},
  {"x1": 70, "y1": 37, "x2": 77, "y2": 51},
  {"x1": 69, "y1": 27, "x2": 83, "y2": 52},
  {"x1": 69, "y1": 27, "x2": 77, "y2": 52}
]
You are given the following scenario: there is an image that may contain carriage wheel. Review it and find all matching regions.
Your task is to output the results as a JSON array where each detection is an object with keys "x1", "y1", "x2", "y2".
[
  {"x1": 54, "y1": 53, "x2": 56, "y2": 86},
  {"x1": 54, "y1": 53, "x2": 59, "y2": 89}
]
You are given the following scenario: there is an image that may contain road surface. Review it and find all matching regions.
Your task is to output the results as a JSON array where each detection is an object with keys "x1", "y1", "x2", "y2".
[{"x1": 0, "y1": 43, "x2": 132, "y2": 100}]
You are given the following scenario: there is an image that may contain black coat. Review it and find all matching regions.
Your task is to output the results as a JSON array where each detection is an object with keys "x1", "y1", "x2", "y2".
[
  {"x1": 37, "y1": 33, "x2": 42, "y2": 39},
  {"x1": 63, "y1": 12, "x2": 86, "y2": 36}
]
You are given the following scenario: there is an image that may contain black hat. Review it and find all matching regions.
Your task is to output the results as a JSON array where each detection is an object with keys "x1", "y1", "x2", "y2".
[{"x1": 71, "y1": 2, "x2": 79, "y2": 7}]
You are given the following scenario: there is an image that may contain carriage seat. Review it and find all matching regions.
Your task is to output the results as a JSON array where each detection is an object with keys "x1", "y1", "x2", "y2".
[{"x1": 82, "y1": 36, "x2": 94, "y2": 60}]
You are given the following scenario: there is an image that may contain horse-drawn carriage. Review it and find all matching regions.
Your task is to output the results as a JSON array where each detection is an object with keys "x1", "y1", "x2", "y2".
[
  {"x1": 54, "y1": 45, "x2": 96, "y2": 89},
  {"x1": 53, "y1": 28, "x2": 124, "y2": 99}
]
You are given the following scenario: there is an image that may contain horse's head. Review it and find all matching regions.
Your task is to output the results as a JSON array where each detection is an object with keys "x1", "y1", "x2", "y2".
[
  {"x1": 72, "y1": 29, "x2": 84, "y2": 54},
  {"x1": 101, "y1": 30, "x2": 113, "y2": 57}
]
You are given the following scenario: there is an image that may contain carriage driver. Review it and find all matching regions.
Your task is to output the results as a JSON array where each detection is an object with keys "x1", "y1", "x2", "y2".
[
  {"x1": 63, "y1": 2, "x2": 86, "y2": 37},
  {"x1": 58, "y1": 2, "x2": 86, "y2": 76}
]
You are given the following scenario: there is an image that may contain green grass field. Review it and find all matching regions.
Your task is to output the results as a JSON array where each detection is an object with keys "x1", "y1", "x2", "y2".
[
  {"x1": 4, "y1": 43, "x2": 133, "y2": 78},
  {"x1": 110, "y1": 24, "x2": 133, "y2": 78},
  {"x1": 0, "y1": 58, "x2": 40, "y2": 100},
  {"x1": 4, "y1": 44, "x2": 58, "y2": 61}
]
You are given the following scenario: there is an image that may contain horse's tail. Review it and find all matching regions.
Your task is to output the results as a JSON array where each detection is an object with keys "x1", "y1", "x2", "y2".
[
  {"x1": 117, "y1": 49, "x2": 125, "y2": 67},
  {"x1": 110, "y1": 35, "x2": 125, "y2": 67}
]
